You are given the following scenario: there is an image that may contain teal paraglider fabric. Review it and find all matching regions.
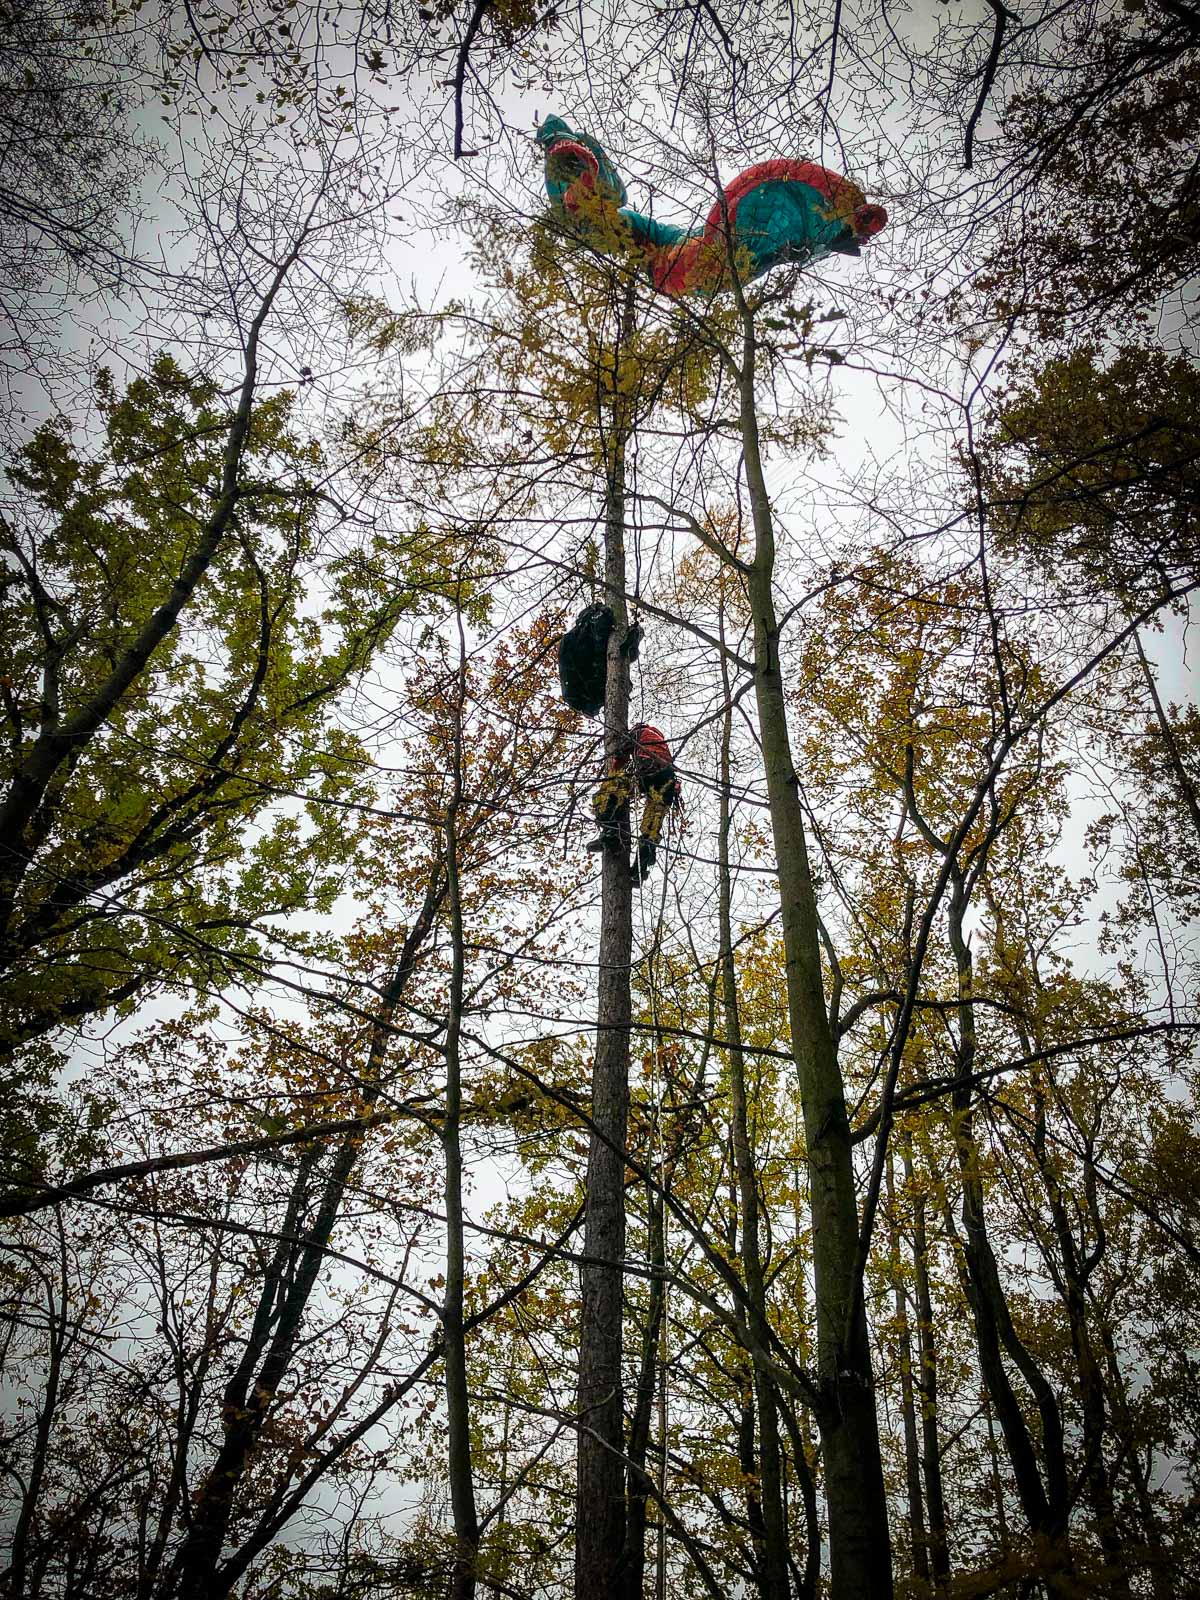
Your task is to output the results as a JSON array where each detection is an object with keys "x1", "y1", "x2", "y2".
[{"x1": 537, "y1": 114, "x2": 886, "y2": 295}]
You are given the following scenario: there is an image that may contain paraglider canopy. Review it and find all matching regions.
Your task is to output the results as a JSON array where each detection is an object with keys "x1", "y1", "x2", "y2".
[{"x1": 537, "y1": 115, "x2": 886, "y2": 297}]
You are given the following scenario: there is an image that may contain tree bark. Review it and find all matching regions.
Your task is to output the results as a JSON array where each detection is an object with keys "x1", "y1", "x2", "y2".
[
  {"x1": 623, "y1": 1184, "x2": 666, "y2": 1600},
  {"x1": 718, "y1": 637, "x2": 790, "y2": 1600},
  {"x1": 167, "y1": 876, "x2": 444, "y2": 1598},
  {"x1": 444, "y1": 622, "x2": 480, "y2": 1600},
  {"x1": 1134, "y1": 629, "x2": 1200, "y2": 843},
  {"x1": 736, "y1": 314, "x2": 892, "y2": 1599},
  {"x1": 575, "y1": 279, "x2": 636, "y2": 1600},
  {"x1": 983, "y1": 1390, "x2": 1011, "y2": 1553},
  {"x1": 6, "y1": 1214, "x2": 71, "y2": 1600},
  {"x1": 900, "y1": 1134, "x2": 950, "y2": 1584},
  {"x1": 944, "y1": 878, "x2": 1069, "y2": 1563},
  {"x1": 885, "y1": 1152, "x2": 929, "y2": 1584},
  {"x1": 1098, "y1": 1318, "x2": 1172, "y2": 1600}
]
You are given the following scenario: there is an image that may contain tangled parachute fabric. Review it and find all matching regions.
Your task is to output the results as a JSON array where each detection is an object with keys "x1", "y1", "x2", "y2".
[{"x1": 537, "y1": 115, "x2": 887, "y2": 297}]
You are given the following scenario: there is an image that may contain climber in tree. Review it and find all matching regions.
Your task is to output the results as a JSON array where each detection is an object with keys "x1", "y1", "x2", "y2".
[{"x1": 587, "y1": 723, "x2": 682, "y2": 886}]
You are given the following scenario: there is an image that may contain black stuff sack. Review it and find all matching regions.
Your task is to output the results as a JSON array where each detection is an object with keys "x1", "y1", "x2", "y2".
[{"x1": 558, "y1": 603, "x2": 614, "y2": 716}]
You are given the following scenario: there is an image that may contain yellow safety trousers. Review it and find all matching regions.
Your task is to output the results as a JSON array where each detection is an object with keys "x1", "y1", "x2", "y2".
[{"x1": 593, "y1": 769, "x2": 673, "y2": 846}]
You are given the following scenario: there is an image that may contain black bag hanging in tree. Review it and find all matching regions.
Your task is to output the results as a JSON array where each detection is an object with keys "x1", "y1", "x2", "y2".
[{"x1": 558, "y1": 603, "x2": 615, "y2": 716}]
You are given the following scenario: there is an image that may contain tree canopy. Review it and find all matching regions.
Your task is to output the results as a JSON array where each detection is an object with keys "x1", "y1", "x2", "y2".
[{"x1": 1, "y1": 5, "x2": 1197, "y2": 1600}]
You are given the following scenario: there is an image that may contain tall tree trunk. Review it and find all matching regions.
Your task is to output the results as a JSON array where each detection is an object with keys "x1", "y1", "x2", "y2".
[
  {"x1": 776, "y1": 1387, "x2": 821, "y2": 1600},
  {"x1": 1030, "y1": 1088, "x2": 1126, "y2": 1592},
  {"x1": 7, "y1": 1213, "x2": 71, "y2": 1600},
  {"x1": 943, "y1": 877, "x2": 1070, "y2": 1571},
  {"x1": 885, "y1": 1153, "x2": 929, "y2": 1584},
  {"x1": 168, "y1": 877, "x2": 444, "y2": 1598},
  {"x1": 444, "y1": 622, "x2": 480, "y2": 1600},
  {"x1": 655, "y1": 1291, "x2": 669, "y2": 1600},
  {"x1": 783, "y1": 1108, "x2": 822, "y2": 1600},
  {"x1": 988, "y1": 878, "x2": 1128, "y2": 1591},
  {"x1": 575, "y1": 280, "x2": 637, "y2": 1600},
  {"x1": 943, "y1": 1190, "x2": 1053, "y2": 1536},
  {"x1": 735, "y1": 1367, "x2": 771, "y2": 1587},
  {"x1": 717, "y1": 629, "x2": 790, "y2": 1600},
  {"x1": 1134, "y1": 629, "x2": 1200, "y2": 842},
  {"x1": 1099, "y1": 1318, "x2": 1172, "y2": 1600},
  {"x1": 170, "y1": 1147, "x2": 350, "y2": 1598},
  {"x1": 623, "y1": 1185, "x2": 666, "y2": 1599},
  {"x1": 736, "y1": 314, "x2": 892, "y2": 1599},
  {"x1": 627, "y1": 976, "x2": 716, "y2": 1595},
  {"x1": 983, "y1": 1390, "x2": 1011, "y2": 1553},
  {"x1": 900, "y1": 1134, "x2": 950, "y2": 1584}
]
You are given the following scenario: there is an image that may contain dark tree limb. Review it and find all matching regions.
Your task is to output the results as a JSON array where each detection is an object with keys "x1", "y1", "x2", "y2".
[
  {"x1": 965, "y1": 1, "x2": 1019, "y2": 170},
  {"x1": 452, "y1": 0, "x2": 491, "y2": 158},
  {"x1": 0, "y1": 1107, "x2": 431, "y2": 1220}
]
